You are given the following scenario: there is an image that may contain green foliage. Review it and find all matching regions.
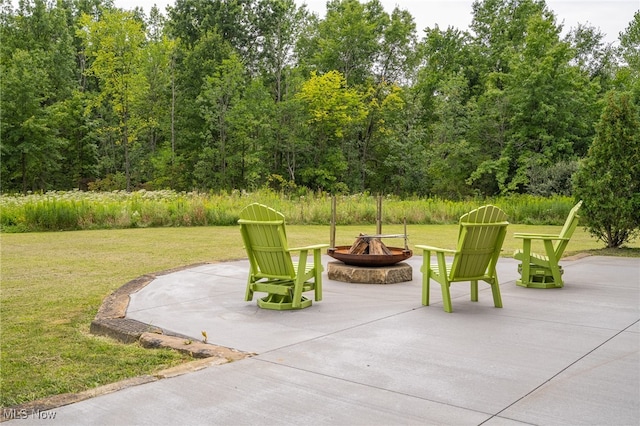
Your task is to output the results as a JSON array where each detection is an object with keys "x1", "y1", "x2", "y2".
[
  {"x1": 88, "y1": 172, "x2": 128, "y2": 191},
  {"x1": 295, "y1": 70, "x2": 366, "y2": 191},
  {"x1": 616, "y1": 11, "x2": 640, "y2": 99},
  {"x1": 78, "y1": 9, "x2": 149, "y2": 192},
  {"x1": 309, "y1": 0, "x2": 385, "y2": 86},
  {"x1": 1, "y1": 0, "x2": 637, "y2": 199},
  {"x1": 0, "y1": 48, "x2": 66, "y2": 192},
  {"x1": 469, "y1": 7, "x2": 599, "y2": 194},
  {"x1": 526, "y1": 160, "x2": 578, "y2": 197},
  {"x1": 1, "y1": 190, "x2": 581, "y2": 232},
  {"x1": 573, "y1": 91, "x2": 640, "y2": 248}
]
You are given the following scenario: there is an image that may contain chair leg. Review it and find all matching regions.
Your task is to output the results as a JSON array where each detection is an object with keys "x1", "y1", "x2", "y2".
[
  {"x1": 421, "y1": 266, "x2": 431, "y2": 306},
  {"x1": 245, "y1": 276, "x2": 254, "y2": 301},
  {"x1": 543, "y1": 240, "x2": 564, "y2": 288},
  {"x1": 441, "y1": 281, "x2": 453, "y2": 313},
  {"x1": 291, "y1": 277, "x2": 307, "y2": 309},
  {"x1": 517, "y1": 239, "x2": 532, "y2": 287},
  {"x1": 490, "y1": 278, "x2": 503, "y2": 308},
  {"x1": 292, "y1": 251, "x2": 309, "y2": 308},
  {"x1": 313, "y1": 249, "x2": 323, "y2": 301},
  {"x1": 434, "y1": 252, "x2": 453, "y2": 313},
  {"x1": 471, "y1": 280, "x2": 478, "y2": 302}
]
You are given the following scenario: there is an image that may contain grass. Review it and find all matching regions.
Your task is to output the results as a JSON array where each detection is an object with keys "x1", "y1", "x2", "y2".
[
  {"x1": 1, "y1": 190, "x2": 577, "y2": 232},
  {"x1": 1, "y1": 224, "x2": 638, "y2": 407},
  {"x1": 0, "y1": 227, "x2": 242, "y2": 407}
]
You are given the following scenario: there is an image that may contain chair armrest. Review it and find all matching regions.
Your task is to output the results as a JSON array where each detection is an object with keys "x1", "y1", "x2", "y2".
[
  {"x1": 289, "y1": 243, "x2": 329, "y2": 252},
  {"x1": 514, "y1": 233, "x2": 568, "y2": 241},
  {"x1": 415, "y1": 244, "x2": 456, "y2": 254}
]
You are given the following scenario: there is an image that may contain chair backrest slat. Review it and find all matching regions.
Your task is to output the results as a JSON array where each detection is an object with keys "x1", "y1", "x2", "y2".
[
  {"x1": 554, "y1": 201, "x2": 582, "y2": 257},
  {"x1": 450, "y1": 205, "x2": 508, "y2": 279},
  {"x1": 239, "y1": 204, "x2": 295, "y2": 278}
]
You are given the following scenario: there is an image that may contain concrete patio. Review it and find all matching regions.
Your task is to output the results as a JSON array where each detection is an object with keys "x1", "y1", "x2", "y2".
[{"x1": 9, "y1": 255, "x2": 639, "y2": 425}]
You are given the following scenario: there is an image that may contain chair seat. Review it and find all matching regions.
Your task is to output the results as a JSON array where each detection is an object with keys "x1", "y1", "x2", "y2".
[
  {"x1": 430, "y1": 262, "x2": 499, "y2": 284},
  {"x1": 513, "y1": 250, "x2": 550, "y2": 267},
  {"x1": 292, "y1": 261, "x2": 314, "y2": 274},
  {"x1": 429, "y1": 263, "x2": 452, "y2": 276}
]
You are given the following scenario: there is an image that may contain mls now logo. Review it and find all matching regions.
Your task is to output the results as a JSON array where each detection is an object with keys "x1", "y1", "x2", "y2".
[{"x1": 2, "y1": 408, "x2": 57, "y2": 420}]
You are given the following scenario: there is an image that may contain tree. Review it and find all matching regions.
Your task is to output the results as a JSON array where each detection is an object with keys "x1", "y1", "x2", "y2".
[
  {"x1": 165, "y1": 0, "x2": 238, "y2": 188},
  {"x1": 0, "y1": 0, "x2": 635, "y2": 197},
  {"x1": 196, "y1": 54, "x2": 245, "y2": 189},
  {"x1": 251, "y1": 0, "x2": 307, "y2": 102},
  {"x1": 295, "y1": 70, "x2": 367, "y2": 192},
  {"x1": 373, "y1": 6, "x2": 418, "y2": 85},
  {"x1": 573, "y1": 91, "x2": 640, "y2": 248},
  {"x1": 413, "y1": 26, "x2": 480, "y2": 196},
  {"x1": 565, "y1": 23, "x2": 616, "y2": 90},
  {"x1": 470, "y1": 0, "x2": 548, "y2": 77},
  {"x1": 227, "y1": 78, "x2": 275, "y2": 189},
  {"x1": 364, "y1": 91, "x2": 419, "y2": 194},
  {"x1": 297, "y1": 0, "x2": 417, "y2": 191},
  {"x1": 616, "y1": 11, "x2": 640, "y2": 101},
  {"x1": 502, "y1": 14, "x2": 597, "y2": 191},
  {"x1": 468, "y1": 7, "x2": 598, "y2": 195},
  {"x1": 139, "y1": 9, "x2": 176, "y2": 187},
  {"x1": 307, "y1": 0, "x2": 383, "y2": 86},
  {"x1": 0, "y1": 49, "x2": 65, "y2": 192},
  {"x1": 268, "y1": 73, "x2": 309, "y2": 185},
  {"x1": 0, "y1": 0, "x2": 77, "y2": 192},
  {"x1": 79, "y1": 8, "x2": 149, "y2": 191},
  {"x1": 426, "y1": 73, "x2": 478, "y2": 198}
]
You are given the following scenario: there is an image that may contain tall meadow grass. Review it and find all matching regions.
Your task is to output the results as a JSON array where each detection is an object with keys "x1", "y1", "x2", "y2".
[{"x1": 0, "y1": 190, "x2": 576, "y2": 232}]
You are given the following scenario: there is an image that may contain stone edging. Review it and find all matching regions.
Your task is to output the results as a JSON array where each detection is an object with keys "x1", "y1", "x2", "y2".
[
  {"x1": 89, "y1": 262, "x2": 253, "y2": 361},
  {"x1": 1, "y1": 264, "x2": 253, "y2": 419}
]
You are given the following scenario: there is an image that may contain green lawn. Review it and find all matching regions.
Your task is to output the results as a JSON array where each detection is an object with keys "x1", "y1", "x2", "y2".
[{"x1": 1, "y1": 225, "x2": 638, "y2": 407}]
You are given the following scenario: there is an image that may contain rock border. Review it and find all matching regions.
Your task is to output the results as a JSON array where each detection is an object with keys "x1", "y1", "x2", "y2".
[
  {"x1": 2, "y1": 263, "x2": 252, "y2": 418},
  {"x1": 327, "y1": 261, "x2": 413, "y2": 284},
  {"x1": 89, "y1": 262, "x2": 253, "y2": 361}
]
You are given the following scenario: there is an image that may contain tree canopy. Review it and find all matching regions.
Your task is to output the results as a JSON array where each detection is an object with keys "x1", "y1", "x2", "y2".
[{"x1": 1, "y1": 0, "x2": 638, "y2": 198}]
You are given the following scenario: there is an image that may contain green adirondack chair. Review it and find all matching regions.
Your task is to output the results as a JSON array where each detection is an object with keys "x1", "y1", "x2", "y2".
[
  {"x1": 416, "y1": 205, "x2": 509, "y2": 313},
  {"x1": 514, "y1": 201, "x2": 582, "y2": 289},
  {"x1": 238, "y1": 203, "x2": 328, "y2": 310}
]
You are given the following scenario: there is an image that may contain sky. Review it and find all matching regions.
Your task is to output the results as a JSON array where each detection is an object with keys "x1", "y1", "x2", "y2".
[{"x1": 112, "y1": 0, "x2": 638, "y2": 45}]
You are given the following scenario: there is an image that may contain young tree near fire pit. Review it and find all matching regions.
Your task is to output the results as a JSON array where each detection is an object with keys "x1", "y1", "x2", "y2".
[{"x1": 573, "y1": 91, "x2": 640, "y2": 248}]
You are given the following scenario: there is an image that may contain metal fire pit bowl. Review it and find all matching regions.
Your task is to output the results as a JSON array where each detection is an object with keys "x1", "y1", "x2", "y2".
[{"x1": 327, "y1": 246, "x2": 413, "y2": 267}]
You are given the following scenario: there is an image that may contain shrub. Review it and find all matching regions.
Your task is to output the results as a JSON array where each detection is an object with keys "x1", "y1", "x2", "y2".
[
  {"x1": 573, "y1": 91, "x2": 640, "y2": 248},
  {"x1": 527, "y1": 160, "x2": 578, "y2": 197}
]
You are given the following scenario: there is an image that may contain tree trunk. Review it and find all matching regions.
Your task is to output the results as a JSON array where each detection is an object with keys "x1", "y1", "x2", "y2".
[
  {"x1": 123, "y1": 123, "x2": 131, "y2": 192},
  {"x1": 21, "y1": 150, "x2": 27, "y2": 194}
]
